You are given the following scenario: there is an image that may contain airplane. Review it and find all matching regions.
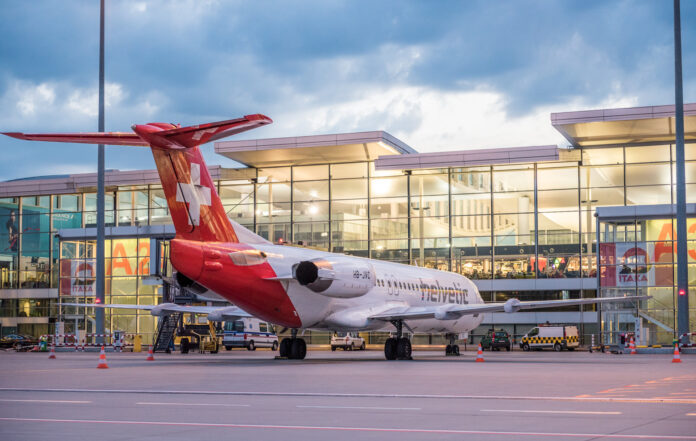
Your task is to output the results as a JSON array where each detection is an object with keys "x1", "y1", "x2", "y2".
[{"x1": 3, "y1": 114, "x2": 647, "y2": 360}]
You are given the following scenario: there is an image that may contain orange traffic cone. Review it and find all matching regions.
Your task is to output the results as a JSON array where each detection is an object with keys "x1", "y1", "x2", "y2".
[
  {"x1": 630, "y1": 337, "x2": 637, "y2": 355},
  {"x1": 146, "y1": 345, "x2": 155, "y2": 361},
  {"x1": 97, "y1": 346, "x2": 109, "y2": 369},
  {"x1": 475, "y1": 343, "x2": 485, "y2": 362},
  {"x1": 48, "y1": 345, "x2": 56, "y2": 359},
  {"x1": 672, "y1": 344, "x2": 682, "y2": 363}
]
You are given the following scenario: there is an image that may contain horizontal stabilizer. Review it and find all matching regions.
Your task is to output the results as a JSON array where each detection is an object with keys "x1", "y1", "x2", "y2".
[
  {"x1": 2, "y1": 114, "x2": 272, "y2": 149},
  {"x1": 2, "y1": 131, "x2": 148, "y2": 146}
]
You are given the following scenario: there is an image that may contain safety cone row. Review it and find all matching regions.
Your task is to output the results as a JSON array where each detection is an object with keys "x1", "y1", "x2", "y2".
[
  {"x1": 672, "y1": 344, "x2": 682, "y2": 363},
  {"x1": 629, "y1": 337, "x2": 637, "y2": 355},
  {"x1": 146, "y1": 345, "x2": 155, "y2": 361},
  {"x1": 475, "y1": 343, "x2": 485, "y2": 362},
  {"x1": 48, "y1": 345, "x2": 56, "y2": 359},
  {"x1": 96, "y1": 346, "x2": 109, "y2": 369}
]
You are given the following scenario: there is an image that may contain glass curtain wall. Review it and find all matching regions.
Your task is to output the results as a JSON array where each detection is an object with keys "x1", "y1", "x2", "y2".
[
  {"x1": 598, "y1": 216, "x2": 696, "y2": 345},
  {"x1": 59, "y1": 237, "x2": 157, "y2": 340}
]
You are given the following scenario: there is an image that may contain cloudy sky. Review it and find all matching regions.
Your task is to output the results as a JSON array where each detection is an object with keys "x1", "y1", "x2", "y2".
[{"x1": 1, "y1": 0, "x2": 694, "y2": 181}]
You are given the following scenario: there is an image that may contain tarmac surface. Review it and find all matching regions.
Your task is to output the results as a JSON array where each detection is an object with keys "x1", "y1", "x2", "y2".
[{"x1": 1, "y1": 348, "x2": 695, "y2": 440}]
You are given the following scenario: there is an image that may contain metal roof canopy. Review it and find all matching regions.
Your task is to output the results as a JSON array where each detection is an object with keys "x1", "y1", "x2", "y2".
[
  {"x1": 215, "y1": 131, "x2": 416, "y2": 168},
  {"x1": 595, "y1": 204, "x2": 696, "y2": 223},
  {"x1": 552, "y1": 103, "x2": 696, "y2": 148},
  {"x1": 375, "y1": 145, "x2": 561, "y2": 170}
]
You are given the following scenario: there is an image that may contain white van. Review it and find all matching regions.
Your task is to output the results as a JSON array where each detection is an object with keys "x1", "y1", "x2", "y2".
[
  {"x1": 520, "y1": 325, "x2": 579, "y2": 351},
  {"x1": 223, "y1": 318, "x2": 278, "y2": 351}
]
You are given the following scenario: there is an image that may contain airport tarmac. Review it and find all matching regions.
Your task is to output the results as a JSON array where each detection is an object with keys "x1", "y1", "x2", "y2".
[{"x1": 1, "y1": 349, "x2": 695, "y2": 440}]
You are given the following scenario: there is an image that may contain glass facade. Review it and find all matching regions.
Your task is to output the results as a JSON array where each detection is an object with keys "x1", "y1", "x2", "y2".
[{"x1": 1, "y1": 140, "x2": 694, "y2": 344}]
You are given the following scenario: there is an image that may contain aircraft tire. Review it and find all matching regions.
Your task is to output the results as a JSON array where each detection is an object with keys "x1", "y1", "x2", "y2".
[
  {"x1": 445, "y1": 344, "x2": 452, "y2": 355},
  {"x1": 396, "y1": 338, "x2": 412, "y2": 360},
  {"x1": 290, "y1": 338, "x2": 307, "y2": 360},
  {"x1": 453, "y1": 344, "x2": 460, "y2": 356},
  {"x1": 279, "y1": 338, "x2": 291, "y2": 358},
  {"x1": 384, "y1": 338, "x2": 397, "y2": 360},
  {"x1": 180, "y1": 338, "x2": 189, "y2": 354}
]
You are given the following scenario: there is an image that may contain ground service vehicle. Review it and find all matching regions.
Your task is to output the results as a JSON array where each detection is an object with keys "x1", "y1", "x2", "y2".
[
  {"x1": 331, "y1": 332, "x2": 365, "y2": 351},
  {"x1": 480, "y1": 329, "x2": 511, "y2": 351},
  {"x1": 223, "y1": 318, "x2": 278, "y2": 351},
  {"x1": 178, "y1": 321, "x2": 220, "y2": 354},
  {"x1": 520, "y1": 325, "x2": 579, "y2": 351},
  {"x1": 12, "y1": 114, "x2": 646, "y2": 360},
  {"x1": 0, "y1": 334, "x2": 38, "y2": 350}
]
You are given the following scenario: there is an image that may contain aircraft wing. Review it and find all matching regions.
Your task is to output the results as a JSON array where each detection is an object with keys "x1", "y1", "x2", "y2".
[
  {"x1": 368, "y1": 295, "x2": 649, "y2": 322},
  {"x1": 62, "y1": 303, "x2": 252, "y2": 322}
]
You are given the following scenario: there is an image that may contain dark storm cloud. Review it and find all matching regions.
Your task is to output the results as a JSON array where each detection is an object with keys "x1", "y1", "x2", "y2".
[{"x1": 0, "y1": 0, "x2": 694, "y2": 181}]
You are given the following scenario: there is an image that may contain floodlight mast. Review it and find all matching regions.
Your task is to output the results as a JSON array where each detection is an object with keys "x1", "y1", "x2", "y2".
[
  {"x1": 95, "y1": 0, "x2": 106, "y2": 343},
  {"x1": 673, "y1": 0, "x2": 689, "y2": 341}
]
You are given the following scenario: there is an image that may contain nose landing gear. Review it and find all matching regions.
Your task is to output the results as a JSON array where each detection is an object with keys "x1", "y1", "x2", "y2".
[
  {"x1": 445, "y1": 333, "x2": 460, "y2": 356},
  {"x1": 384, "y1": 320, "x2": 412, "y2": 360},
  {"x1": 279, "y1": 329, "x2": 307, "y2": 360}
]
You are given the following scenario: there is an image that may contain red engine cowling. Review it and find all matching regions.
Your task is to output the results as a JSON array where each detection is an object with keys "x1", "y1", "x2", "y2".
[{"x1": 293, "y1": 258, "x2": 375, "y2": 298}]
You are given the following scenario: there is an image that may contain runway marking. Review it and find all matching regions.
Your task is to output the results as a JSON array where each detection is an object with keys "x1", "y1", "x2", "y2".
[
  {"x1": 297, "y1": 405, "x2": 421, "y2": 411},
  {"x1": 0, "y1": 399, "x2": 91, "y2": 404},
  {"x1": 1, "y1": 388, "x2": 695, "y2": 404},
  {"x1": 481, "y1": 409, "x2": 622, "y2": 415},
  {"x1": 0, "y1": 417, "x2": 694, "y2": 439},
  {"x1": 137, "y1": 402, "x2": 249, "y2": 407}
]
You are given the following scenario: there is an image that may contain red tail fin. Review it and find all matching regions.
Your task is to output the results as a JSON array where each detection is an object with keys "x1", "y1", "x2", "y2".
[{"x1": 2, "y1": 114, "x2": 272, "y2": 243}]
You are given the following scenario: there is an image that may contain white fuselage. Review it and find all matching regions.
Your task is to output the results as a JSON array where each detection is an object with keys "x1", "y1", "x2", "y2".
[{"x1": 254, "y1": 244, "x2": 485, "y2": 335}]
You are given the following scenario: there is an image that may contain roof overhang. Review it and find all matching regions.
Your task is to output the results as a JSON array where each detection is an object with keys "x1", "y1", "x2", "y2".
[
  {"x1": 375, "y1": 145, "x2": 562, "y2": 170},
  {"x1": 595, "y1": 204, "x2": 696, "y2": 222},
  {"x1": 214, "y1": 131, "x2": 417, "y2": 168},
  {"x1": 551, "y1": 103, "x2": 696, "y2": 148}
]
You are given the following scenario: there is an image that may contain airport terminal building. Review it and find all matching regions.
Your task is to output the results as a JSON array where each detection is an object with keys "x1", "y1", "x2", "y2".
[{"x1": 1, "y1": 103, "x2": 694, "y2": 346}]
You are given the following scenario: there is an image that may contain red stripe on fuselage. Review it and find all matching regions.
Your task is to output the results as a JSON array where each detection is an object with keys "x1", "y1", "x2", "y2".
[{"x1": 170, "y1": 239, "x2": 301, "y2": 328}]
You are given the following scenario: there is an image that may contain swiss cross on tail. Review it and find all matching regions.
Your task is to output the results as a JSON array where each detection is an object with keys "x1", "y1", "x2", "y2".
[{"x1": 176, "y1": 163, "x2": 212, "y2": 226}]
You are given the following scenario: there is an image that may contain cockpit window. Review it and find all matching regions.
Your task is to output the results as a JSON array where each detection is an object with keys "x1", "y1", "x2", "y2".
[{"x1": 228, "y1": 249, "x2": 267, "y2": 266}]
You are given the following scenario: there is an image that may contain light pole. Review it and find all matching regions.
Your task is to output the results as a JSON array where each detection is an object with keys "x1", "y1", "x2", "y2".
[
  {"x1": 95, "y1": 0, "x2": 106, "y2": 342},
  {"x1": 673, "y1": 0, "x2": 689, "y2": 341}
]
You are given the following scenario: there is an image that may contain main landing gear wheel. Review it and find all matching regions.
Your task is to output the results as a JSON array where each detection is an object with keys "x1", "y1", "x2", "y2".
[
  {"x1": 279, "y1": 338, "x2": 291, "y2": 358},
  {"x1": 290, "y1": 338, "x2": 307, "y2": 360},
  {"x1": 396, "y1": 338, "x2": 412, "y2": 360},
  {"x1": 384, "y1": 337, "x2": 398, "y2": 360},
  {"x1": 279, "y1": 330, "x2": 307, "y2": 360},
  {"x1": 384, "y1": 320, "x2": 412, "y2": 360}
]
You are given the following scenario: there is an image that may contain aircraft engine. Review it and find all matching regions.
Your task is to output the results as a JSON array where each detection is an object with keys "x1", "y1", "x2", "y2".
[{"x1": 293, "y1": 258, "x2": 375, "y2": 298}]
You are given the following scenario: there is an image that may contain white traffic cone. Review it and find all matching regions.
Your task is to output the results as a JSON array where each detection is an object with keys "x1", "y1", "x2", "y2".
[
  {"x1": 97, "y1": 346, "x2": 109, "y2": 369},
  {"x1": 672, "y1": 344, "x2": 682, "y2": 363},
  {"x1": 475, "y1": 343, "x2": 485, "y2": 362}
]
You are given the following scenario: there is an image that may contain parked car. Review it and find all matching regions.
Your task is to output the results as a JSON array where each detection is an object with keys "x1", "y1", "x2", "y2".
[
  {"x1": 331, "y1": 332, "x2": 366, "y2": 351},
  {"x1": 223, "y1": 318, "x2": 278, "y2": 351},
  {"x1": 520, "y1": 325, "x2": 579, "y2": 351},
  {"x1": 480, "y1": 329, "x2": 511, "y2": 351},
  {"x1": 0, "y1": 334, "x2": 38, "y2": 349}
]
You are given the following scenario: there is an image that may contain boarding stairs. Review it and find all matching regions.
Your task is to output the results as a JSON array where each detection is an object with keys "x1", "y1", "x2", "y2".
[{"x1": 153, "y1": 312, "x2": 182, "y2": 353}]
